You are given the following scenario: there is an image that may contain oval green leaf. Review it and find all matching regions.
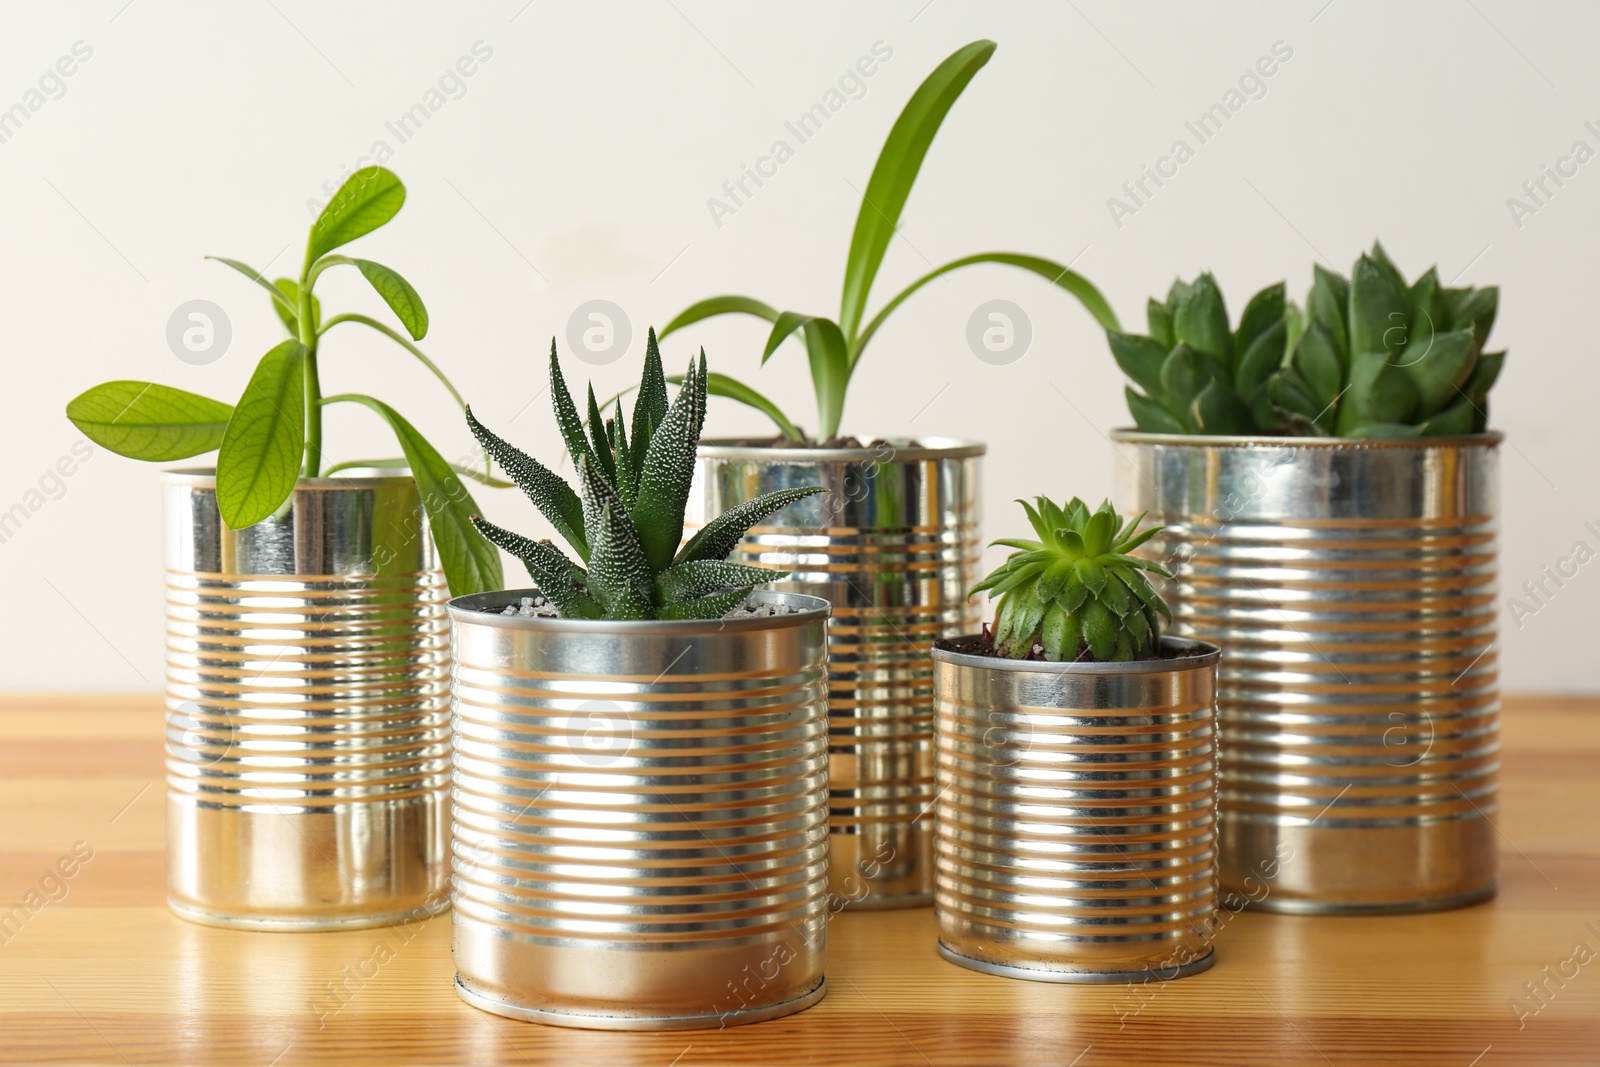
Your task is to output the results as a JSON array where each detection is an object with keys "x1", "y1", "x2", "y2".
[
  {"x1": 66, "y1": 381, "x2": 235, "y2": 462},
  {"x1": 352, "y1": 258, "x2": 428, "y2": 340},
  {"x1": 216, "y1": 340, "x2": 306, "y2": 528},
  {"x1": 308, "y1": 167, "x2": 405, "y2": 262}
]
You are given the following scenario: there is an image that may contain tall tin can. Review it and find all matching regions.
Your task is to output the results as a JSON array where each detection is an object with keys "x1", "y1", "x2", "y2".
[
  {"x1": 688, "y1": 438, "x2": 984, "y2": 909},
  {"x1": 1112, "y1": 432, "x2": 1501, "y2": 913},
  {"x1": 932, "y1": 637, "x2": 1221, "y2": 982},
  {"x1": 448, "y1": 590, "x2": 832, "y2": 1030},
  {"x1": 163, "y1": 470, "x2": 451, "y2": 930}
]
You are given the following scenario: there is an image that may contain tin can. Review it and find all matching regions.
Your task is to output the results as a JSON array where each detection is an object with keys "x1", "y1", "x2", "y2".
[
  {"x1": 448, "y1": 590, "x2": 831, "y2": 1030},
  {"x1": 163, "y1": 469, "x2": 450, "y2": 930},
  {"x1": 1112, "y1": 432, "x2": 1501, "y2": 913},
  {"x1": 932, "y1": 638, "x2": 1221, "y2": 982},
  {"x1": 689, "y1": 438, "x2": 984, "y2": 908}
]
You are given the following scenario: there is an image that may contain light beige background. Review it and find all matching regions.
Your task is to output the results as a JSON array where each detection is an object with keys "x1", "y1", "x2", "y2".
[{"x1": 3, "y1": 1, "x2": 1595, "y2": 691}]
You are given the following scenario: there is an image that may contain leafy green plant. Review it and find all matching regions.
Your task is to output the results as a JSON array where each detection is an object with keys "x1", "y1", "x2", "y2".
[
  {"x1": 1113, "y1": 242, "x2": 1505, "y2": 437},
  {"x1": 65, "y1": 167, "x2": 501, "y2": 595},
  {"x1": 468, "y1": 331, "x2": 824, "y2": 620},
  {"x1": 661, "y1": 39, "x2": 1119, "y2": 442},
  {"x1": 970, "y1": 497, "x2": 1171, "y2": 662}
]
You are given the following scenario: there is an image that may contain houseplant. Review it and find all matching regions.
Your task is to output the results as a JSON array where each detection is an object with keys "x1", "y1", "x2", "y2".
[
  {"x1": 1109, "y1": 243, "x2": 1504, "y2": 913},
  {"x1": 449, "y1": 337, "x2": 833, "y2": 1030},
  {"x1": 932, "y1": 497, "x2": 1221, "y2": 983},
  {"x1": 64, "y1": 167, "x2": 495, "y2": 929},
  {"x1": 670, "y1": 39, "x2": 1119, "y2": 908}
]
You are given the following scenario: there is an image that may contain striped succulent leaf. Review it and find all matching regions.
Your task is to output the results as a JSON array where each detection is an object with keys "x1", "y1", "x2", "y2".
[
  {"x1": 971, "y1": 496, "x2": 1173, "y2": 662},
  {"x1": 467, "y1": 331, "x2": 822, "y2": 620}
]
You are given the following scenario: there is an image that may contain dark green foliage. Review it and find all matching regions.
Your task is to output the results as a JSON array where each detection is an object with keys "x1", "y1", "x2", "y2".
[
  {"x1": 468, "y1": 330, "x2": 824, "y2": 620},
  {"x1": 1113, "y1": 242, "x2": 1505, "y2": 437},
  {"x1": 970, "y1": 497, "x2": 1172, "y2": 662}
]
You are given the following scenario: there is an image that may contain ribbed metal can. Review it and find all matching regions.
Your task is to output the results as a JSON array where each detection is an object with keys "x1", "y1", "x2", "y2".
[
  {"x1": 1112, "y1": 432, "x2": 1501, "y2": 913},
  {"x1": 448, "y1": 590, "x2": 832, "y2": 1031},
  {"x1": 688, "y1": 438, "x2": 984, "y2": 909},
  {"x1": 162, "y1": 470, "x2": 451, "y2": 930},
  {"x1": 932, "y1": 638, "x2": 1221, "y2": 982}
]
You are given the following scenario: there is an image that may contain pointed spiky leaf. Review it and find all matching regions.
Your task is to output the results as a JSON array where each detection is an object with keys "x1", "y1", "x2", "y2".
[
  {"x1": 1082, "y1": 598, "x2": 1116, "y2": 660},
  {"x1": 548, "y1": 340, "x2": 592, "y2": 469},
  {"x1": 466, "y1": 406, "x2": 587, "y2": 559},
  {"x1": 586, "y1": 385, "x2": 617, "y2": 487},
  {"x1": 612, "y1": 400, "x2": 637, "y2": 508},
  {"x1": 657, "y1": 560, "x2": 787, "y2": 603},
  {"x1": 629, "y1": 356, "x2": 704, "y2": 572},
  {"x1": 470, "y1": 515, "x2": 603, "y2": 619},
  {"x1": 577, "y1": 456, "x2": 655, "y2": 618},
  {"x1": 675, "y1": 486, "x2": 827, "y2": 566},
  {"x1": 632, "y1": 327, "x2": 669, "y2": 471},
  {"x1": 660, "y1": 585, "x2": 753, "y2": 621}
]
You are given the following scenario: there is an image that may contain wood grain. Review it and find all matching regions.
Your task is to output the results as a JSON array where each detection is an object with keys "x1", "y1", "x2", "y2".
[{"x1": 0, "y1": 694, "x2": 1596, "y2": 1066}]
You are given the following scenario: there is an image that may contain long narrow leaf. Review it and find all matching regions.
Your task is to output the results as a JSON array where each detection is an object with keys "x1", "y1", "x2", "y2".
[
  {"x1": 802, "y1": 319, "x2": 851, "y2": 440},
  {"x1": 630, "y1": 354, "x2": 704, "y2": 571},
  {"x1": 838, "y1": 39, "x2": 996, "y2": 343},
  {"x1": 697, "y1": 372, "x2": 803, "y2": 442},
  {"x1": 675, "y1": 485, "x2": 826, "y2": 566},
  {"x1": 659, "y1": 295, "x2": 780, "y2": 339},
  {"x1": 762, "y1": 311, "x2": 813, "y2": 364},
  {"x1": 854, "y1": 252, "x2": 1121, "y2": 360},
  {"x1": 207, "y1": 257, "x2": 297, "y2": 316},
  {"x1": 465, "y1": 406, "x2": 586, "y2": 559}
]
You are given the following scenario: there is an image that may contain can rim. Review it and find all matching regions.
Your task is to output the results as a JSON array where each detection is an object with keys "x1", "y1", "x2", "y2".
[
  {"x1": 1108, "y1": 429, "x2": 1503, "y2": 449},
  {"x1": 447, "y1": 588, "x2": 831, "y2": 633},
  {"x1": 931, "y1": 635, "x2": 1220, "y2": 674},
  {"x1": 161, "y1": 466, "x2": 419, "y2": 489},
  {"x1": 696, "y1": 436, "x2": 985, "y2": 462}
]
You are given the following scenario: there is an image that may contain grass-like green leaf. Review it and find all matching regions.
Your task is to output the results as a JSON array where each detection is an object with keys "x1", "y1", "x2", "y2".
[
  {"x1": 839, "y1": 39, "x2": 996, "y2": 343},
  {"x1": 308, "y1": 167, "x2": 405, "y2": 262},
  {"x1": 762, "y1": 311, "x2": 813, "y2": 364},
  {"x1": 802, "y1": 319, "x2": 851, "y2": 440},
  {"x1": 699, "y1": 372, "x2": 803, "y2": 442},
  {"x1": 351, "y1": 258, "x2": 428, "y2": 340},
  {"x1": 216, "y1": 341, "x2": 306, "y2": 528},
  {"x1": 658, "y1": 295, "x2": 780, "y2": 339},
  {"x1": 66, "y1": 381, "x2": 235, "y2": 462},
  {"x1": 325, "y1": 393, "x2": 503, "y2": 596}
]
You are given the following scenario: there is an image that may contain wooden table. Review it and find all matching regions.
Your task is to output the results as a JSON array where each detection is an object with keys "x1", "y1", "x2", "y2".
[{"x1": 1, "y1": 694, "x2": 1596, "y2": 1066}]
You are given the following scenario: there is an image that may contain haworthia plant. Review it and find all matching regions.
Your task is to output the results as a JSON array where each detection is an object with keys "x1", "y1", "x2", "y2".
[
  {"x1": 468, "y1": 331, "x2": 825, "y2": 620},
  {"x1": 1112, "y1": 242, "x2": 1505, "y2": 437},
  {"x1": 971, "y1": 497, "x2": 1172, "y2": 662},
  {"x1": 661, "y1": 40, "x2": 1119, "y2": 442},
  {"x1": 65, "y1": 167, "x2": 502, "y2": 596}
]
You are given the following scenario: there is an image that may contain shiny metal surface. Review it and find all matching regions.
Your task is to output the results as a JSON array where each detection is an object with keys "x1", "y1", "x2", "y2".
[
  {"x1": 932, "y1": 638, "x2": 1220, "y2": 982},
  {"x1": 689, "y1": 438, "x2": 984, "y2": 909},
  {"x1": 162, "y1": 470, "x2": 450, "y2": 930},
  {"x1": 448, "y1": 590, "x2": 831, "y2": 1030},
  {"x1": 1112, "y1": 432, "x2": 1501, "y2": 913}
]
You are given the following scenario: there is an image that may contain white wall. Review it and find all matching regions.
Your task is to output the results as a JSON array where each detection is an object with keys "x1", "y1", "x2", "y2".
[{"x1": 3, "y1": 1, "x2": 1596, "y2": 692}]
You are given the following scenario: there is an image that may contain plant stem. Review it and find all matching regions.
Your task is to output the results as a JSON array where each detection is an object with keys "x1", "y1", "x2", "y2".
[{"x1": 298, "y1": 280, "x2": 322, "y2": 478}]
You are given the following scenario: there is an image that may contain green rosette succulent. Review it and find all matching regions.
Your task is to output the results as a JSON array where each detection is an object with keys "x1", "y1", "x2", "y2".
[
  {"x1": 1112, "y1": 242, "x2": 1505, "y2": 437},
  {"x1": 468, "y1": 330, "x2": 824, "y2": 620},
  {"x1": 970, "y1": 497, "x2": 1172, "y2": 662}
]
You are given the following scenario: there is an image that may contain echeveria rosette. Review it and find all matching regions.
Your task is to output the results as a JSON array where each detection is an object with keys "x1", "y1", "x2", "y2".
[
  {"x1": 1112, "y1": 241, "x2": 1505, "y2": 438},
  {"x1": 971, "y1": 497, "x2": 1173, "y2": 663},
  {"x1": 468, "y1": 330, "x2": 825, "y2": 621}
]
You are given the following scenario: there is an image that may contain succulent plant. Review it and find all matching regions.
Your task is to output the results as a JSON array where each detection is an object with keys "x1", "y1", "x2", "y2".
[
  {"x1": 1112, "y1": 242, "x2": 1505, "y2": 438},
  {"x1": 970, "y1": 497, "x2": 1172, "y2": 662},
  {"x1": 468, "y1": 331, "x2": 823, "y2": 620}
]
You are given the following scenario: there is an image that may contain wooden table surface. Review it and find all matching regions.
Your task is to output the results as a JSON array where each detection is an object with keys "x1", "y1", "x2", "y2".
[{"x1": 1, "y1": 694, "x2": 1596, "y2": 1067}]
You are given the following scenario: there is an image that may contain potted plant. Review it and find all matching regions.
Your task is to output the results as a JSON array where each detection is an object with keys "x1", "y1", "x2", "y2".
[
  {"x1": 932, "y1": 497, "x2": 1221, "y2": 983},
  {"x1": 1108, "y1": 242, "x2": 1505, "y2": 913},
  {"x1": 64, "y1": 167, "x2": 500, "y2": 930},
  {"x1": 448, "y1": 336, "x2": 833, "y2": 1030},
  {"x1": 665, "y1": 39, "x2": 1120, "y2": 909}
]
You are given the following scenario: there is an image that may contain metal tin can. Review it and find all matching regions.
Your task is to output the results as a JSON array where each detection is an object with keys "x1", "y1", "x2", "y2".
[
  {"x1": 932, "y1": 638, "x2": 1221, "y2": 982},
  {"x1": 163, "y1": 470, "x2": 450, "y2": 930},
  {"x1": 448, "y1": 590, "x2": 831, "y2": 1030},
  {"x1": 689, "y1": 438, "x2": 984, "y2": 909},
  {"x1": 1112, "y1": 432, "x2": 1501, "y2": 913}
]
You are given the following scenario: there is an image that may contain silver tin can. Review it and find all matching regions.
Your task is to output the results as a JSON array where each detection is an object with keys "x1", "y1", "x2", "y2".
[
  {"x1": 932, "y1": 638, "x2": 1221, "y2": 982},
  {"x1": 1112, "y1": 432, "x2": 1501, "y2": 913},
  {"x1": 689, "y1": 438, "x2": 984, "y2": 909},
  {"x1": 448, "y1": 590, "x2": 831, "y2": 1030},
  {"x1": 162, "y1": 469, "x2": 450, "y2": 930}
]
